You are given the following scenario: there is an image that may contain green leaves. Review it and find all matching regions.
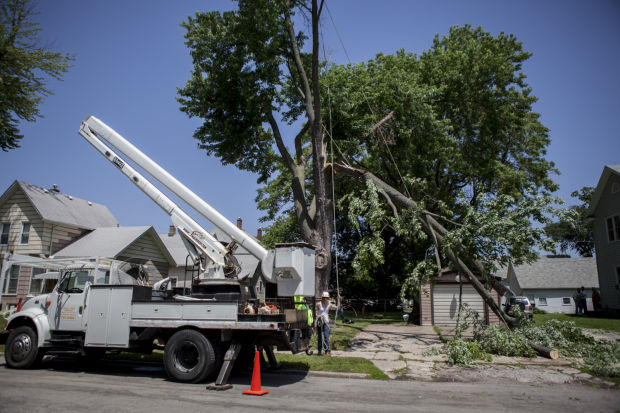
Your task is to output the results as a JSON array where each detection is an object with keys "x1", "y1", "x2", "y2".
[
  {"x1": 0, "y1": 0, "x2": 74, "y2": 151},
  {"x1": 177, "y1": 1, "x2": 292, "y2": 182},
  {"x1": 327, "y1": 25, "x2": 560, "y2": 295},
  {"x1": 544, "y1": 187, "x2": 595, "y2": 257}
]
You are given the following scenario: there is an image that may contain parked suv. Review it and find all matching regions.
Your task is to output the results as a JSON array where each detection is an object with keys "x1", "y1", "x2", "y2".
[{"x1": 505, "y1": 296, "x2": 533, "y2": 318}]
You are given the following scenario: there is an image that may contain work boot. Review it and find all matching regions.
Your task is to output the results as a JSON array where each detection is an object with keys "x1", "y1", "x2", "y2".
[{"x1": 325, "y1": 351, "x2": 331, "y2": 357}]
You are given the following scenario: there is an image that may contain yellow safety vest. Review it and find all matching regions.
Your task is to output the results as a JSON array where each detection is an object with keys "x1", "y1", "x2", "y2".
[{"x1": 294, "y1": 296, "x2": 313, "y2": 326}]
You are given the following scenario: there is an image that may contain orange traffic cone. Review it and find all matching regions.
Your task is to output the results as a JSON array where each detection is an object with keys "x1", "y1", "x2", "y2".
[{"x1": 242, "y1": 350, "x2": 270, "y2": 396}]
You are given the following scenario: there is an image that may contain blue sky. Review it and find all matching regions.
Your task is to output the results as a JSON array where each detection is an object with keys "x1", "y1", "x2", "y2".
[{"x1": 1, "y1": 0, "x2": 619, "y2": 238}]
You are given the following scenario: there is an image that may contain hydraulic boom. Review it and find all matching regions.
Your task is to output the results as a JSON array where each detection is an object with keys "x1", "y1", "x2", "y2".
[{"x1": 79, "y1": 115, "x2": 314, "y2": 297}]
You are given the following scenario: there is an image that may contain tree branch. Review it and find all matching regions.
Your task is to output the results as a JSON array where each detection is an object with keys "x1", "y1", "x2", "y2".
[
  {"x1": 294, "y1": 122, "x2": 310, "y2": 163},
  {"x1": 333, "y1": 162, "x2": 515, "y2": 327},
  {"x1": 363, "y1": 110, "x2": 395, "y2": 138},
  {"x1": 267, "y1": 111, "x2": 296, "y2": 173},
  {"x1": 284, "y1": 2, "x2": 314, "y2": 124}
]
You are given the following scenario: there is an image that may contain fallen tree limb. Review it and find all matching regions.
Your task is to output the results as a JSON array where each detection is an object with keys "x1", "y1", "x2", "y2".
[
  {"x1": 529, "y1": 342, "x2": 559, "y2": 360},
  {"x1": 333, "y1": 162, "x2": 515, "y2": 327}
]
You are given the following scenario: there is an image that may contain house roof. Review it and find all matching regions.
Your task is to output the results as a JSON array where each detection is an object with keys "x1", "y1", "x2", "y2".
[
  {"x1": 0, "y1": 180, "x2": 118, "y2": 230},
  {"x1": 587, "y1": 165, "x2": 620, "y2": 217},
  {"x1": 55, "y1": 226, "x2": 175, "y2": 265},
  {"x1": 510, "y1": 256, "x2": 598, "y2": 290}
]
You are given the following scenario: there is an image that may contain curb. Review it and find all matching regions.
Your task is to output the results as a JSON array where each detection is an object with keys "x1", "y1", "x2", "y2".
[{"x1": 262, "y1": 368, "x2": 368, "y2": 379}]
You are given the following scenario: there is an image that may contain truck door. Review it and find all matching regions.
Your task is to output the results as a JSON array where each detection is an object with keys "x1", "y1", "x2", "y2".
[{"x1": 47, "y1": 270, "x2": 92, "y2": 331}]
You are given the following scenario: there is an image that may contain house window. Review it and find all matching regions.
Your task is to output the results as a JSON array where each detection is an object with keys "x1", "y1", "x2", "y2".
[
  {"x1": 0, "y1": 222, "x2": 9, "y2": 244},
  {"x1": 3, "y1": 265, "x2": 20, "y2": 294},
  {"x1": 538, "y1": 297, "x2": 548, "y2": 306},
  {"x1": 562, "y1": 297, "x2": 571, "y2": 305},
  {"x1": 29, "y1": 267, "x2": 46, "y2": 295},
  {"x1": 20, "y1": 222, "x2": 31, "y2": 244},
  {"x1": 608, "y1": 215, "x2": 620, "y2": 242}
]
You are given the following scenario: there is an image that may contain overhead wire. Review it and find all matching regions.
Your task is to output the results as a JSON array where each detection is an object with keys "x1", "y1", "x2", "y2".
[
  {"x1": 319, "y1": 16, "x2": 340, "y2": 350},
  {"x1": 324, "y1": 1, "x2": 412, "y2": 199}
]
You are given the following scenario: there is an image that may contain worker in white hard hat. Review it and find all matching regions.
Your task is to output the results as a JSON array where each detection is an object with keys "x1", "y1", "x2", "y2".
[{"x1": 315, "y1": 291, "x2": 337, "y2": 356}]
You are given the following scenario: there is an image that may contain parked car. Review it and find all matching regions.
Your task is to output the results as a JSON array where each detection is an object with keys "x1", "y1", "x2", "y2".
[{"x1": 505, "y1": 296, "x2": 533, "y2": 318}]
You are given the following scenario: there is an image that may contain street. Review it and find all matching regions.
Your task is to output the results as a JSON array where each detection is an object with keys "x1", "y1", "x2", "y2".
[{"x1": 0, "y1": 358, "x2": 618, "y2": 412}]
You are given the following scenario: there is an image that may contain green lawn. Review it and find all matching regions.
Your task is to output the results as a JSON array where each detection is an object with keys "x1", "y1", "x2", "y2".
[
  {"x1": 276, "y1": 353, "x2": 388, "y2": 379},
  {"x1": 534, "y1": 313, "x2": 620, "y2": 333}
]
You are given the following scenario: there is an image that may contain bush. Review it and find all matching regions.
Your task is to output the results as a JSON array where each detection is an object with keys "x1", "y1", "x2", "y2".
[{"x1": 532, "y1": 307, "x2": 547, "y2": 314}]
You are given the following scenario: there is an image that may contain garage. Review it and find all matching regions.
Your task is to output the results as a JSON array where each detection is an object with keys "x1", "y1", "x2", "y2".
[{"x1": 432, "y1": 284, "x2": 485, "y2": 325}]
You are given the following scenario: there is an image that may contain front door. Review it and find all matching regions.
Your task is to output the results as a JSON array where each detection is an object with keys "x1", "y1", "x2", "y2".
[{"x1": 48, "y1": 270, "x2": 92, "y2": 331}]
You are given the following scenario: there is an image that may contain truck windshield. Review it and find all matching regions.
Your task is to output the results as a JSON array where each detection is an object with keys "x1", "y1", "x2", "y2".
[{"x1": 58, "y1": 271, "x2": 91, "y2": 293}]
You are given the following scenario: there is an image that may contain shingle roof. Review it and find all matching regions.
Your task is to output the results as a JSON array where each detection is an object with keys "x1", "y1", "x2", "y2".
[
  {"x1": 55, "y1": 226, "x2": 174, "y2": 265},
  {"x1": 4, "y1": 180, "x2": 118, "y2": 229},
  {"x1": 511, "y1": 256, "x2": 598, "y2": 290}
]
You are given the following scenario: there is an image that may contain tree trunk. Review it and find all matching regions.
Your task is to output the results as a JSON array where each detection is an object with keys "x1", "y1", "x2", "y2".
[
  {"x1": 333, "y1": 163, "x2": 516, "y2": 327},
  {"x1": 530, "y1": 342, "x2": 559, "y2": 359}
]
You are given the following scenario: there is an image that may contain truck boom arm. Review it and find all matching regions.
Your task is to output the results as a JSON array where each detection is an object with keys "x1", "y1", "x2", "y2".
[
  {"x1": 79, "y1": 120, "x2": 231, "y2": 278},
  {"x1": 79, "y1": 115, "x2": 282, "y2": 283},
  {"x1": 79, "y1": 115, "x2": 315, "y2": 296}
]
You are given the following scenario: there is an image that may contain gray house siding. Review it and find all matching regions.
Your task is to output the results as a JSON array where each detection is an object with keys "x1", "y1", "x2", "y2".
[{"x1": 592, "y1": 170, "x2": 620, "y2": 311}]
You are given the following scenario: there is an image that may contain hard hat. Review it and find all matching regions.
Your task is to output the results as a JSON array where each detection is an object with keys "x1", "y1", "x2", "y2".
[{"x1": 322, "y1": 291, "x2": 330, "y2": 298}]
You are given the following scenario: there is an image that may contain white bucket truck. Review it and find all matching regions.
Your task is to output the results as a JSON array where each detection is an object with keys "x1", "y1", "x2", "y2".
[{"x1": 0, "y1": 116, "x2": 315, "y2": 388}]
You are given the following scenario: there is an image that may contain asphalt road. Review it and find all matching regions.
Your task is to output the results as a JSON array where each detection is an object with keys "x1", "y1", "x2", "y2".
[{"x1": 0, "y1": 358, "x2": 618, "y2": 413}]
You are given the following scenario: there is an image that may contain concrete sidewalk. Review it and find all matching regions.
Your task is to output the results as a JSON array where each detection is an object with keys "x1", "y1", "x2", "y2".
[{"x1": 330, "y1": 324, "x2": 444, "y2": 379}]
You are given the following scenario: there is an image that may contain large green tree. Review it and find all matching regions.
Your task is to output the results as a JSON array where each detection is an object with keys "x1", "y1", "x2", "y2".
[
  {"x1": 322, "y1": 26, "x2": 560, "y2": 325},
  {"x1": 178, "y1": 0, "x2": 334, "y2": 294},
  {"x1": 0, "y1": 0, "x2": 73, "y2": 151},
  {"x1": 545, "y1": 187, "x2": 594, "y2": 257}
]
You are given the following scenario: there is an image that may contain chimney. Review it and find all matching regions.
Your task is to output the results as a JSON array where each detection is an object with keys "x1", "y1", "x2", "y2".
[
  {"x1": 257, "y1": 228, "x2": 262, "y2": 241},
  {"x1": 237, "y1": 218, "x2": 242, "y2": 229},
  {"x1": 168, "y1": 226, "x2": 176, "y2": 237},
  {"x1": 51, "y1": 184, "x2": 60, "y2": 193}
]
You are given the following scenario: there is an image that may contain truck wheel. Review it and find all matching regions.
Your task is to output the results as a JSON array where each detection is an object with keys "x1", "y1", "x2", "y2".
[
  {"x1": 5, "y1": 326, "x2": 43, "y2": 369},
  {"x1": 163, "y1": 329, "x2": 215, "y2": 383}
]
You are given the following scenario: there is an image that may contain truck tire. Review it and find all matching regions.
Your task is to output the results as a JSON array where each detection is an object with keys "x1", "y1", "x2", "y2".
[
  {"x1": 5, "y1": 326, "x2": 44, "y2": 369},
  {"x1": 163, "y1": 329, "x2": 215, "y2": 383}
]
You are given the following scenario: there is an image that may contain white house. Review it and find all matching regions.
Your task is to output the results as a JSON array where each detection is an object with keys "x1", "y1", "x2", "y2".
[{"x1": 506, "y1": 256, "x2": 598, "y2": 313}]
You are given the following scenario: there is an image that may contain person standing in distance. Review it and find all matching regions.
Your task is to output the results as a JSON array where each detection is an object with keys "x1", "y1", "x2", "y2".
[{"x1": 316, "y1": 291, "x2": 337, "y2": 356}]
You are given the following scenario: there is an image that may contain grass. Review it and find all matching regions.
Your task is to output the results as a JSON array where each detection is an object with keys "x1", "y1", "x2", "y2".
[
  {"x1": 533, "y1": 313, "x2": 620, "y2": 333},
  {"x1": 276, "y1": 353, "x2": 388, "y2": 379}
]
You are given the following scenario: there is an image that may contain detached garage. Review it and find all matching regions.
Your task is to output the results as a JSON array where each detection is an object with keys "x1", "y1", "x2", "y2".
[{"x1": 420, "y1": 270, "x2": 501, "y2": 326}]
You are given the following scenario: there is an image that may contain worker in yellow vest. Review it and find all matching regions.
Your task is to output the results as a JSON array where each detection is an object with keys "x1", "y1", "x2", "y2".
[{"x1": 294, "y1": 295, "x2": 313, "y2": 326}]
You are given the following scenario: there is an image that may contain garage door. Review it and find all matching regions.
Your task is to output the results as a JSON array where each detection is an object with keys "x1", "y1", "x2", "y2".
[{"x1": 433, "y1": 284, "x2": 485, "y2": 325}]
